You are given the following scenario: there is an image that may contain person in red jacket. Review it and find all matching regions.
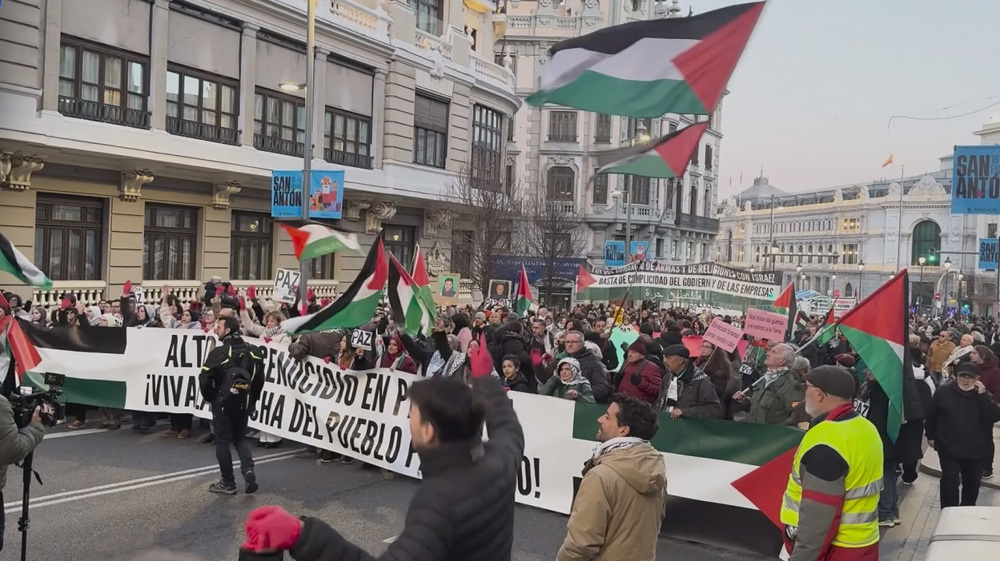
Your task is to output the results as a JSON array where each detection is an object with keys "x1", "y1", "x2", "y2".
[{"x1": 616, "y1": 340, "x2": 662, "y2": 404}]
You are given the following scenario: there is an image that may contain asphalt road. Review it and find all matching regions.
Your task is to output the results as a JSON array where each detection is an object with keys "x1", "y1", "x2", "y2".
[{"x1": 2, "y1": 419, "x2": 773, "y2": 561}]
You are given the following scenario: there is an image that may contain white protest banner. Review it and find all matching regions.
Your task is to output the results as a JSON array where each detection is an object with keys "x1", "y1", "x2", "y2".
[
  {"x1": 273, "y1": 268, "x2": 300, "y2": 304},
  {"x1": 350, "y1": 329, "x2": 374, "y2": 351},
  {"x1": 24, "y1": 326, "x2": 802, "y2": 554},
  {"x1": 703, "y1": 319, "x2": 743, "y2": 353},
  {"x1": 833, "y1": 298, "x2": 855, "y2": 319},
  {"x1": 743, "y1": 308, "x2": 788, "y2": 340}
]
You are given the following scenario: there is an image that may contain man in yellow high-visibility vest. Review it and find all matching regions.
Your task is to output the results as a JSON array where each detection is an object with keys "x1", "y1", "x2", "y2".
[{"x1": 780, "y1": 365, "x2": 883, "y2": 561}]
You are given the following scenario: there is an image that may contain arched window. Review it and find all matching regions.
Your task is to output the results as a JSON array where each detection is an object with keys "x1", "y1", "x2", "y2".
[
  {"x1": 546, "y1": 166, "x2": 575, "y2": 201},
  {"x1": 845, "y1": 282, "x2": 854, "y2": 297},
  {"x1": 807, "y1": 245, "x2": 814, "y2": 264},
  {"x1": 911, "y1": 220, "x2": 941, "y2": 265},
  {"x1": 726, "y1": 230, "x2": 733, "y2": 261}
]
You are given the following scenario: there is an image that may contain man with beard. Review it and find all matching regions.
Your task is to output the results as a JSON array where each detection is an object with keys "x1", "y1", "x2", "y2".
[
  {"x1": 780, "y1": 365, "x2": 883, "y2": 561},
  {"x1": 237, "y1": 377, "x2": 523, "y2": 561}
]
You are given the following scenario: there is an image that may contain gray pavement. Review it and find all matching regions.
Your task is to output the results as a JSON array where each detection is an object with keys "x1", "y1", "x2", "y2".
[{"x1": 2, "y1": 420, "x2": 772, "y2": 561}]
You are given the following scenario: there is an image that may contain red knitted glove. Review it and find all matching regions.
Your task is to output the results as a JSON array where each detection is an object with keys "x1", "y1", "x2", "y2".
[
  {"x1": 243, "y1": 506, "x2": 302, "y2": 552},
  {"x1": 307, "y1": 288, "x2": 315, "y2": 302},
  {"x1": 263, "y1": 336, "x2": 272, "y2": 343},
  {"x1": 239, "y1": 296, "x2": 247, "y2": 311},
  {"x1": 323, "y1": 356, "x2": 332, "y2": 364},
  {"x1": 248, "y1": 285, "x2": 257, "y2": 300},
  {"x1": 123, "y1": 280, "x2": 132, "y2": 296},
  {"x1": 530, "y1": 349, "x2": 543, "y2": 367},
  {"x1": 228, "y1": 284, "x2": 237, "y2": 296}
]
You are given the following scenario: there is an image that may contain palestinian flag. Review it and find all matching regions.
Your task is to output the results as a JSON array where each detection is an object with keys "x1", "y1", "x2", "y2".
[
  {"x1": 771, "y1": 283, "x2": 797, "y2": 342},
  {"x1": 572, "y1": 400, "x2": 802, "y2": 554},
  {"x1": 575, "y1": 265, "x2": 596, "y2": 294},
  {"x1": 0, "y1": 230, "x2": 52, "y2": 289},
  {"x1": 596, "y1": 122, "x2": 709, "y2": 179},
  {"x1": 280, "y1": 221, "x2": 361, "y2": 261},
  {"x1": 814, "y1": 305, "x2": 837, "y2": 346},
  {"x1": 837, "y1": 270, "x2": 909, "y2": 441},
  {"x1": 282, "y1": 237, "x2": 388, "y2": 335},
  {"x1": 0, "y1": 293, "x2": 42, "y2": 385},
  {"x1": 388, "y1": 254, "x2": 433, "y2": 337},
  {"x1": 410, "y1": 244, "x2": 437, "y2": 322},
  {"x1": 515, "y1": 265, "x2": 533, "y2": 315},
  {"x1": 525, "y1": 2, "x2": 765, "y2": 118}
]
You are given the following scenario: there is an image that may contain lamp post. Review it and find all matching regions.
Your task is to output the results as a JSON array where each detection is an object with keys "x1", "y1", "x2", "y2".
[
  {"x1": 278, "y1": 0, "x2": 317, "y2": 309},
  {"x1": 832, "y1": 273, "x2": 837, "y2": 296},
  {"x1": 750, "y1": 264, "x2": 755, "y2": 274},
  {"x1": 612, "y1": 189, "x2": 632, "y2": 259},
  {"x1": 944, "y1": 257, "x2": 952, "y2": 311},
  {"x1": 918, "y1": 256, "x2": 926, "y2": 309},
  {"x1": 958, "y1": 272, "x2": 965, "y2": 311},
  {"x1": 857, "y1": 261, "x2": 865, "y2": 300}
]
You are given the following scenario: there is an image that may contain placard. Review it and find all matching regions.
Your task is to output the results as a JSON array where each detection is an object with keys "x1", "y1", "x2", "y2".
[
  {"x1": 435, "y1": 272, "x2": 461, "y2": 306},
  {"x1": 273, "y1": 268, "x2": 300, "y2": 304},
  {"x1": 132, "y1": 286, "x2": 145, "y2": 305},
  {"x1": 351, "y1": 329, "x2": 374, "y2": 351},
  {"x1": 979, "y1": 238, "x2": 999, "y2": 271},
  {"x1": 742, "y1": 308, "x2": 788, "y2": 341},
  {"x1": 703, "y1": 318, "x2": 743, "y2": 353},
  {"x1": 951, "y1": 145, "x2": 1000, "y2": 215}
]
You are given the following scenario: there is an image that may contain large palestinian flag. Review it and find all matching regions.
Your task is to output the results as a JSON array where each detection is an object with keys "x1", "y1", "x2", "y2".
[
  {"x1": 596, "y1": 122, "x2": 709, "y2": 179},
  {"x1": 515, "y1": 265, "x2": 533, "y2": 315},
  {"x1": 282, "y1": 237, "x2": 389, "y2": 335},
  {"x1": 525, "y1": 2, "x2": 765, "y2": 117},
  {"x1": 771, "y1": 283, "x2": 796, "y2": 342},
  {"x1": 388, "y1": 254, "x2": 433, "y2": 337},
  {"x1": 280, "y1": 221, "x2": 361, "y2": 261},
  {"x1": 837, "y1": 270, "x2": 910, "y2": 441},
  {"x1": 0, "y1": 230, "x2": 53, "y2": 289},
  {"x1": 410, "y1": 244, "x2": 437, "y2": 322},
  {"x1": 573, "y1": 401, "x2": 801, "y2": 553}
]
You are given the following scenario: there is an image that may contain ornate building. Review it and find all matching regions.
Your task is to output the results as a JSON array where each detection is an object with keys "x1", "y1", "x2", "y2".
[{"x1": 0, "y1": 0, "x2": 519, "y2": 306}]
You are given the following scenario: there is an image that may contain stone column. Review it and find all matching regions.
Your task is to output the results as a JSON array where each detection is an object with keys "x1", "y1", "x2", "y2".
[
  {"x1": 372, "y1": 68, "x2": 387, "y2": 170},
  {"x1": 41, "y1": 0, "x2": 64, "y2": 112},
  {"x1": 239, "y1": 23, "x2": 259, "y2": 147},
  {"x1": 149, "y1": 0, "x2": 170, "y2": 130}
]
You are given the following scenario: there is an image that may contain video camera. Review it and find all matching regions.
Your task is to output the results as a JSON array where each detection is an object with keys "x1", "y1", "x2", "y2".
[{"x1": 9, "y1": 373, "x2": 65, "y2": 429}]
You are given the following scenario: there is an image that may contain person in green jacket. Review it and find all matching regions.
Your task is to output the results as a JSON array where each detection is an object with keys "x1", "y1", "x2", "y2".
[
  {"x1": 734, "y1": 342, "x2": 804, "y2": 425},
  {"x1": 540, "y1": 358, "x2": 596, "y2": 403},
  {"x1": 0, "y1": 393, "x2": 47, "y2": 552}
]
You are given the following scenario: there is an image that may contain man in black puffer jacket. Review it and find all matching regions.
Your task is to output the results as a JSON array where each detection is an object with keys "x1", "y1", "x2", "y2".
[{"x1": 238, "y1": 377, "x2": 524, "y2": 561}]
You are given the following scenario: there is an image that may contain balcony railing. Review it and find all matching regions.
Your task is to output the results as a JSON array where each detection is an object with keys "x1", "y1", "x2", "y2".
[
  {"x1": 166, "y1": 117, "x2": 240, "y2": 146},
  {"x1": 546, "y1": 201, "x2": 576, "y2": 214},
  {"x1": 676, "y1": 212, "x2": 721, "y2": 233},
  {"x1": 324, "y1": 147, "x2": 373, "y2": 169},
  {"x1": 254, "y1": 134, "x2": 306, "y2": 158},
  {"x1": 58, "y1": 96, "x2": 151, "y2": 129}
]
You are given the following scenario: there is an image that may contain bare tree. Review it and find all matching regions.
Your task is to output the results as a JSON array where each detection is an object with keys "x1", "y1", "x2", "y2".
[
  {"x1": 445, "y1": 164, "x2": 524, "y2": 295},
  {"x1": 524, "y1": 188, "x2": 588, "y2": 304}
]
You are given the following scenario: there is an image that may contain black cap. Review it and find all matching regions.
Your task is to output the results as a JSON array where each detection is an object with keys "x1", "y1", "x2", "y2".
[
  {"x1": 806, "y1": 365, "x2": 857, "y2": 400},
  {"x1": 662, "y1": 344, "x2": 690, "y2": 359},
  {"x1": 957, "y1": 362, "x2": 980, "y2": 378}
]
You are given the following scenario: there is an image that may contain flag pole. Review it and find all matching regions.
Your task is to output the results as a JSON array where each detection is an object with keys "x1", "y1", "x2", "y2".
[{"x1": 895, "y1": 164, "x2": 904, "y2": 272}]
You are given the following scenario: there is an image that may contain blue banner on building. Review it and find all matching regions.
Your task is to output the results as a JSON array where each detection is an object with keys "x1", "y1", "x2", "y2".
[
  {"x1": 630, "y1": 240, "x2": 651, "y2": 261},
  {"x1": 604, "y1": 241, "x2": 626, "y2": 267},
  {"x1": 491, "y1": 255, "x2": 586, "y2": 284},
  {"x1": 979, "y1": 238, "x2": 999, "y2": 271},
  {"x1": 271, "y1": 170, "x2": 345, "y2": 220},
  {"x1": 952, "y1": 145, "x2": 1000, "y2": 215}
]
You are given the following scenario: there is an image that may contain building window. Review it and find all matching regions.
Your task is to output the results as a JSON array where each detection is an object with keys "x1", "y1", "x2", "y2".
[
  {"x1": 413, "y1": 0, "x2": 442, "y2": 35},
  {"x1": 593, "y1": 171, "x2": 608, "y2": 205},
  {"x1": 989, "y1": 223, "x2": 998, "y2": 238},
  {"x1": 34, "y1": 195, "x2": 104, "y2": 281},
  {"x1": 546, "y1": 167, "x2": 575, "y2": 202},
  {"x1": 324, "y1": 109, "x2": 372, "y2": 169},
  {"x1": 166, "y1": 67, "x2": 238, "y2": 145},
  {"x1": 58, "y1": 37, "x2": 149, "y2": 128},
  {"x1": 595, "y1": 114, "x2": 611, "y2": 143},
  {"x1": 626, "y1": 118, "x2": 651, "y2": 139},
  {"x1": 911, "y1": 220, "x2": 941, "y2": 265},
  {"x1": 309, "y1": 254, "x2": 335, "y2": 279},
  {"x1": 413, "y1": 93, "x2": 449, "y2": 168},
  {"x1": 230, "y1": 211, "x2": 272, "y2": 281},
  {"x1": 703, "y1": 186, "x2": 711, "y2": 216},
  {"x1": 689, "y1": 181, "x2": 698, "y2": 215},
  {"x1": 254, "y1": 89, "x2": 306, "y2": 157},
  {"x1": 704, "y1": 145, "x2": 713, "y2": 171},
  {"x1": 686, "y1": 241, "x2": 693, "y2": 260},
  {"x1": 548, "y1": 111, "x2": 577, "y2": 142},
  {"x1": 656, "y1": 238, "x2": 664, "y2": 258},
  {"x1": 671, "y1": 240, "x2": 678, "y2": 259},
  {"x1": 143, "y1": 205, "x2": 198, "y2": 281},
  {"x1": 627, "y1": 176, "x2": 650, "y2": 206},
  {"x1": 384, "y1": 226, "x2": 415, "y2": 270},
  {"x1": 451, "y1": 229, "x2": 473, "y2": 278},
  {"x1": 471, "y1": 104, "x2": 503, "y2": 190},
  {"x1": 668, "y1": 121, "x2": 677, "y2": 134},
  {"x1": 841, "y1": 243, "x2": 859, "y2": 265}
]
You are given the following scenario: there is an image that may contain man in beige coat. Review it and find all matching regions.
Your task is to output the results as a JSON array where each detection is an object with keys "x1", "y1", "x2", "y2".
[{"x1": 557, "y1": 394, "x2": 667, "y2": 561}]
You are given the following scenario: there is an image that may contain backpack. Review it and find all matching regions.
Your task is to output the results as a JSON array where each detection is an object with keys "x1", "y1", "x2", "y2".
[{"x1": 217, "y1": 344, "x2": 259, "y2": 408}]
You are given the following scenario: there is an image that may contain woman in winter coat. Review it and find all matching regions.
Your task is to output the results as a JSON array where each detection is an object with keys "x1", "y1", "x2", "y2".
[
  {"x1": 452, "y1": 312, "x2": 474, "y2": 352},
  {"x1": 926, "y1": 362, "x2": 1000, "y2": 508},
  {"x1": 379, "y1": 335, "x2": 418, "y2": 375},
  {"x1": 538, "y1": 358, "x2": 595, "y2": 403},
  {"x1": 702, "y1": 343, "x2": 741, "y2": 420},
  {"x1": 901, "y1": 341, "x2": 934, "y2": 485}
]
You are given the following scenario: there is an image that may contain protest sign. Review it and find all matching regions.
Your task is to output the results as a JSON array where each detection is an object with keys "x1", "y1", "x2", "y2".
[
  {"x1": 273, "y1": 268, "x2": 300, "y2": 304},
  {"x1": 743, "y1": 308, "x2": 788, "y2": 340},
  {"x1": 703, "y1": 319, "x2": 743, "y2": 353}
]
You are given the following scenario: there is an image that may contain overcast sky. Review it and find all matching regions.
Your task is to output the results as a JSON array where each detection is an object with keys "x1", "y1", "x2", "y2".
[{"x1": 701, "y1": 0, "x2": 1000, "y2": 197}]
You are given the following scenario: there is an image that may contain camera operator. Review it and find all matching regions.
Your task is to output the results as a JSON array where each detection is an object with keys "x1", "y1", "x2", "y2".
[{"x1": 0, "y1": 395, "x2": 47, "y2": 552}]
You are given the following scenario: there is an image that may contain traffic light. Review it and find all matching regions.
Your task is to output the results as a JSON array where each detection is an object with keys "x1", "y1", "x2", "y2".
[{"x1": 926, "y1": 252, "x2": 937, "y2": 264}]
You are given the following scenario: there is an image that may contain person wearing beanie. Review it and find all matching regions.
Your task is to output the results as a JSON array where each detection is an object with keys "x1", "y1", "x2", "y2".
[
  {"x1": 925, "y1": 360, "x2": 1000, "y2": 508},
  {"x1": 615, "y1": 339, "x2": 663, "y2": 404},
  {"x1": 780, "y1": 365, "x2": 883, "y2": 561},
  {"x1": 655, "y1": 344, "x2": 723, "y2": 419}
]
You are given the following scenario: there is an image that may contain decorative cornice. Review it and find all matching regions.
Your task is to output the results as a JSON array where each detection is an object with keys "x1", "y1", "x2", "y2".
[
  {"x1": 212, "y1": 181, "x2": 242, "y2": 209},
  {"x1": 2, "y1": 152, "x2": 45, "y2": 191},
  {"x1": 120, "y1": 169, "x2": 154, "y2": 202}
]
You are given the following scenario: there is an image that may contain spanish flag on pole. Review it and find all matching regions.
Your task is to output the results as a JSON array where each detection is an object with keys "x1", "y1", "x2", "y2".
[{"x1": 882, "y1": 154, "x2": 894, "y2": 168}]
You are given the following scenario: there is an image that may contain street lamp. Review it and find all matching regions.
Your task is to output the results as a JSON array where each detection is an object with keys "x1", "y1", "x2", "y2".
[
  {"x1": 796, "y1": 262, "x2": 803, "y2": 274},
  {"x1": 944, "y1": 257, "x2": 952, "y2": 271},
  {"x1": 918, "y1": 257, "x2": 926, "y2": 309},
  {"x1": 750, "y1": 264, "x2": 755, "y2": 274},
  {"x1": 857, "y1": 261, "x2": 865, "y2": 300},
  {"x1": 958, "y1": 272, "x2": 965, "y2": 310}
]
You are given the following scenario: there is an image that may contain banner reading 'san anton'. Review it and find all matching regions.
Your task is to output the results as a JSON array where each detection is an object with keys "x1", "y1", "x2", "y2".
[{"x1": 952, "y1": 145, "x2": 1000, "y2": 215}]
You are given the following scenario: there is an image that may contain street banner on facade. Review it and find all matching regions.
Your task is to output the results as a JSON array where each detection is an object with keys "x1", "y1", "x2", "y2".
[
  {"x1": 24, "y1": 325, "x2": 800, "y2": 550},
  {"x1": 604, "y1": 241, "x2": 626, "y2": 267},
  {"x1": 577, "y1": 261, "x2": 780, "y2": 306},
  {"x1": 703, "y1": 319, "x2": 743, "y2": 353},
  {"x1": 743, "y1": 308, "x2": 788, "y2": 340},
  {"x1": 271, "y1": 170, "x2": 346, "y2": 220},
  {"x1": 951, "y1": 145, "x2": 1000, "y2": 214},
  {"x1": 979, "y1": 238, "x2": 998, "y2": 271}
]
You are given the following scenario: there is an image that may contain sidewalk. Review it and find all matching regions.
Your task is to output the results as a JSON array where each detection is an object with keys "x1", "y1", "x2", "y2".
[{"x1": 920, "y1": 426, "x2": 1000, "y2": 490}]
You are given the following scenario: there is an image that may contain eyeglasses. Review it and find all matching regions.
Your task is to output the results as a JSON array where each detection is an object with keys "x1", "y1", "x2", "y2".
[{"x1": 565, "y1": 339, "x2": 583, "y2": 345}]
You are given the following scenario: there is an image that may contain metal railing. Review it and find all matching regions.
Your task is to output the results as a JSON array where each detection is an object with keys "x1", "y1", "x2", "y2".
[
  {"x1": 676, "y1": 213, "x2": 720, "y2": 233},
  {"x1": 324, "y1": 147, "x2": 373, "y2": 169},
  {"x1": 166, "y1": 117, "x2": 240, "y2": 145},
  {"x1": 254, "y1": 134, "x2": 306, "y2": 158},
  {"x1": 58, "y1": 96, "x2": 151, "y2": 129}
]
